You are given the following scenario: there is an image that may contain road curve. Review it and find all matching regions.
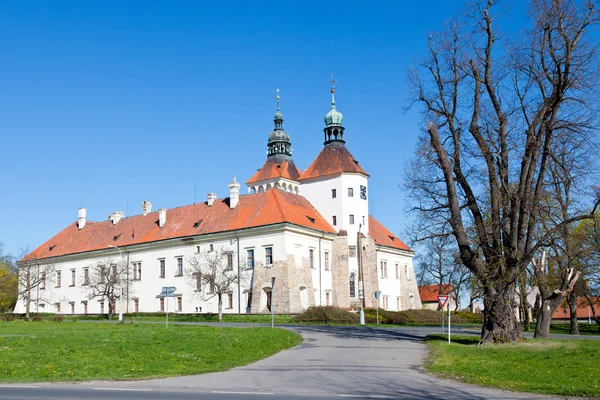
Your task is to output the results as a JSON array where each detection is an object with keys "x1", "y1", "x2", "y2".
[{"x1": 2, "y1": 324, "x2": 562, "y2": 400}]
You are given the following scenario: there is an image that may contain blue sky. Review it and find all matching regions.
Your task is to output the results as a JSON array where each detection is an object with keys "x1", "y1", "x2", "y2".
[{"x1": 0, "y1": 1, "x2": 525, "y2": 257}]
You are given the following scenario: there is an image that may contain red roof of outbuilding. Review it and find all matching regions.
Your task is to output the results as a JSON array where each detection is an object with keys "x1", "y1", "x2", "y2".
[
  {"x1": 418, "y1": 284, "x2": 454, "y2": 302},
  {"x1": 368, "y1": 216, "x2": 412, "y2": 251},
  {"x1": 552, "y1": 297, "x2": 600, "y2": 319},
  {"x1": 24, "y1": 189, "x2": 336, "y2": 261},
  {"x1": 246, "y1": 158, "x2": 302, "y2": 184},
  {"x1": 299, "y1": 144, "x2": 369, "y2": 180}
]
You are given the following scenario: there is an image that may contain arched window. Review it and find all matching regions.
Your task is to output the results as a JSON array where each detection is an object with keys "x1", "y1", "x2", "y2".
[{"x1": 349, "y1": 273, "x2": 356, "y2": 297}]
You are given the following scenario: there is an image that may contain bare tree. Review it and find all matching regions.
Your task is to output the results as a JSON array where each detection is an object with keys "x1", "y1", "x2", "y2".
[
  {"x1": 187, "y1": 246, "x2": 248, "y2": 322},
  {"x1": 414, "y1": 232, "x2": 471, "y2": 310},
  {"x1": 406, "y1": 0, "x2": 600, "y2": 343},
  {"x1": 84, "y1": 257, "x2": 128, "y2": 319},
  {"x1": 16, "y1": 251, "x2": 55, "y2": 319},
  {"x1": 532, "y1": 131, "x2": 594, "y2": 337}
]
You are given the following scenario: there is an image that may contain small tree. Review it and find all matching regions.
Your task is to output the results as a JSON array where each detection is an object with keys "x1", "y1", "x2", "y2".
[
  {"x1": 0, "y1": 243, "x2": 18, "y2": 313},
  {"x1": 84, "y1": 257, "x2": 128, "y2": 319},
  {"x1": 187, "y1": 246, "x2": 248, "y2": 322},
  {"x1": 16, "y1": 250, "x2": 55, "y2": 319}
]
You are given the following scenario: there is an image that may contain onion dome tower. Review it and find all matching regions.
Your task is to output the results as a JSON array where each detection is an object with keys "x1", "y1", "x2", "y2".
[
  {"x1": 267, "y1": 89, "x2": 292, "y2": 161},
  {"x1": 246, "y1": 89, "x2": 302, "y2": 194},
  {"x1": 323, "y1": 79, "x2": 345, "y2": 145}
]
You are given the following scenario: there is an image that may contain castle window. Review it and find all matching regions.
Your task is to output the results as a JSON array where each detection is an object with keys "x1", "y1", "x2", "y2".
[
  {"x1": 247, "y1": 249, "x2": 255, "y2": 269},
  {"x1": 332, "y1": 189, "x2": 337, "y2": 198},
  {"x1": 349, "y1": 214, "x2": 355, "y2": 225},
  {"x1": 265, "y1": 247, "x2": 273, "y2": 266},
  {"x1": 349, "y1": 273, "x2": 356, "y2": 297},
  {"x1": 332, "y1": 216, "x2": 337, "y2": 226},
  {"x1": 348, "y1": 188, "x2": 354, "y2": 197}
]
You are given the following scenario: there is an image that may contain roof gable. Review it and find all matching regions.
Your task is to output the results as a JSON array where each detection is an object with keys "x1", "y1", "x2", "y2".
[
  {"x1": 24, "y1": 189, "x2": 335, "y2": 261},
  {"x1": 418, "y1": 284, "x2": 454, "y2": 302},
  {"x1": 368, "y1": 216, "x2": 411, "y2": 251},
  {"x1": 299, "y1": 144, "x2": 369, "y2": 180},
  {"x1": 247, "y1": 158, "x2": 302, "y2": 184}
]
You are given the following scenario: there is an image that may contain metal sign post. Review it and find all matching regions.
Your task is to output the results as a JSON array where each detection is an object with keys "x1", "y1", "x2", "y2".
[
  {"x1": 374, "y1": 291, "x2": 382, "y2": 326},
  {"x1": 448, "y1": 301, "x2": 451, "y2": 345},
  {"x1": 437, "y1": 295, "x2": 449, "y2": 336},
  {"x1": 271, "y1": 277, "x2": 276, "y2": 329},
  {"x1": 159, "y1": 287, "x2": 176, "y2": 328}
]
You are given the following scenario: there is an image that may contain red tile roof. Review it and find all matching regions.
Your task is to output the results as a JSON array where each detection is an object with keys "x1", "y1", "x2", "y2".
[
  {"x1": 552, "y1": 297, "x2": 600, "y2": 319},
  {"x1": 247, "y1": 158, "x2": 302, "y2": 184},
  {"x1": 24, "y1": 189, "x2": 336, "y2": 261},
  {"x1": 299, "y1": 144, "x2": 369, "y2": 180},
  {"x1": 418, "y1": 284, "x2": 454, "y2": 302},
  {"x1": 368, "y1": 216, "x2": 412, "y2": 251}
]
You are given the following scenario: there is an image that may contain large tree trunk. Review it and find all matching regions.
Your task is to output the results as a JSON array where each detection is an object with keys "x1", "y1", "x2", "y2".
[
  {"x1": 218, "y1": 293, "x2": 223, "y2": 322},
  {"x1": 534, "y1": 297, "x2": 563, "y2": 338},
  {"x1": 480, "y1": 283, "x2": 522, "y2": 344},
  {"x1": 567, "y1": 292, "x2": 580, "y2": 335}
]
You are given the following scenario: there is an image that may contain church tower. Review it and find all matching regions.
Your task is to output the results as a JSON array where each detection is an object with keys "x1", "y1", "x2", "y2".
[
  {"x1": 299, "y1": 80, "x2": 370, "y2": 237},
  {"x1": 246, "y1": 89, "x2": 302, "y2": 194}
]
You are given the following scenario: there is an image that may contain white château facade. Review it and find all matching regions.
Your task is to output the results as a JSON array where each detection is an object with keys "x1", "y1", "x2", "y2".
[{"x1": 14, "y1": 86, "x2": 422, "y2": 316}]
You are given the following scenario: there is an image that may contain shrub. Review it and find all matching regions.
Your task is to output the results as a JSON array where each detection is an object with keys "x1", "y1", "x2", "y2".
[
  {"x1": 31, "y1": 316, "x2": 42, "y2": 322},
  {"x1": 1, "y1": 315, "x2": 15, "y2": 322},
  {"x1": 51, "y1": 315, "x2": 64, "y2": 322},
  {"x1": 292, "y1": 306, "x2": 359, "y2": 324},
  {"x1": 453, "y1": 311, "x2": 484, "y2": 324},
  {"x1": 363, "y1": 309, "x2": 409, "y2": 324}
]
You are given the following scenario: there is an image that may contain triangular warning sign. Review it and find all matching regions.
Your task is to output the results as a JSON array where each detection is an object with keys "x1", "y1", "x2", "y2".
[{"x1": 437, "y1": 295, "x2": 449, "y2": 308}]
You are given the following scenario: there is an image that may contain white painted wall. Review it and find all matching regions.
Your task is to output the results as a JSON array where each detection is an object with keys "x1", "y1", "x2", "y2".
[
  {"x1": 375, "y1": 247, "x2": 421, "y2": 311},
  {"x1": 14, "y1": 226, "x2": 337, "y2": 316}
]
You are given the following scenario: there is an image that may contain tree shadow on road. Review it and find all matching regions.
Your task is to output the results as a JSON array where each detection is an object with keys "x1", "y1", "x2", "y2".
[{"x1": 289, "y1": 325, "x2": 427, "y2": 343}]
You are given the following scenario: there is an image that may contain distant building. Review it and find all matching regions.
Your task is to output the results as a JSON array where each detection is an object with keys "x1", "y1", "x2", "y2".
[
  {"x1": 552, "y1": 297, "x2": 600, "y2": 321},
  {"x1": 418, "y1": 284, "x2": 457, "y2": 311},
  {"x1": 14, "y1": 86, "x2": 422, "y2": 316}
]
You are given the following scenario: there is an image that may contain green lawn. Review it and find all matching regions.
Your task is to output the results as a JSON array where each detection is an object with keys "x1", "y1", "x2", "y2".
[
  {"x1": 426, "y1": 335, "x2": 600, "y2": 397},
  {"x1": 0, "y1": 321, "x2": 301, "y2": 382}
]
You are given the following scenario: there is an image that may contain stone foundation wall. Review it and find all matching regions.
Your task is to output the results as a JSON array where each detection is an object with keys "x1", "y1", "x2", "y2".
[
  {"x1": 361, "y1": 236, "x2": 379, "y2": 309},
  {"x1": 249, "y1": 255, "x2": 315, "y2": 314},
  {"x1": 331, "y1": 236, "x2": 350, "y2": 308}
]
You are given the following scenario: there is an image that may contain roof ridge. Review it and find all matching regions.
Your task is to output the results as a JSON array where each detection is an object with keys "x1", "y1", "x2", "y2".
[{"x1": 270, "y1": 188, "x2": 287, "y2": 222}]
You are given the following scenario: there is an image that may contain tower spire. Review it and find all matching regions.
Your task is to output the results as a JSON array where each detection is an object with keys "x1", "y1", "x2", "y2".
[
  {"x1": 324, "y1": 77, "x2": 345, "y2": 145},
  {"x1": 276, "y1": 88, "x2": 281, "y2": 112},
  {"x1": 330, "y1": 75, "x2": 337, "y2": 107},
  {"x1": 267, "y1": 88, "x2": 292, "y2": 160}
]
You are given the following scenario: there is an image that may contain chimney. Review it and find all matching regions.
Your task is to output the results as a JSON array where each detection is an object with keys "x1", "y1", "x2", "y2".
[
  {"x1": 108, "y1": 210, "x2": 125, "y2": 225},
  {"x1": 207, "y1": 193, "x2": 217, "y2": 206},
  {"x1": 142, "y1": 200, "x2": 152, "y2": 216},
  {"x1": 158, "y1": 208, "x2": 167, "y2": 227},
  {"x1": 77, "y1": 208, "x2": 86, "y2": 230},
  {"x1": 229, "y1": 177, "x2": 240, "y2": 209}
]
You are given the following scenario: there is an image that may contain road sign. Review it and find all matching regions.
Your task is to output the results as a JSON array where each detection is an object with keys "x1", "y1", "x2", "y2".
[
  {"x1": 159, "y1": 286, "x2": 176, "y2": 298},
  {"x1": 374, "y1": 291, "x2": 381, "y2": 300},
  {"x1": 437, "y1": 295, "x2": 449, "y2": 308}
]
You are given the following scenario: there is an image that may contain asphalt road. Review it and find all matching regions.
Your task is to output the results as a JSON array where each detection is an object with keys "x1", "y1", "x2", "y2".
[{"x1": 0, "y1": 323, "x2": 573, "y2": 400}]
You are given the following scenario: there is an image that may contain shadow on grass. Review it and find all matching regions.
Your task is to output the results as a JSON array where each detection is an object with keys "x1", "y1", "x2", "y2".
[{"x1": 426, "y1": 334, "x2": 479, "y2": 345}]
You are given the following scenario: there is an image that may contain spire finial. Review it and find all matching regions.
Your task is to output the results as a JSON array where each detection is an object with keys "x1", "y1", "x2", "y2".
[
  {"x1": 330, "y1": 75, "x2": 337, "y2": 106},
  {"x1": 276, "y1": 88, "x2": 280, "y2": 112}
]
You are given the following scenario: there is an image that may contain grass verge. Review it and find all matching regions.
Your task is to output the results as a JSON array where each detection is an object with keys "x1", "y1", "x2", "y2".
[
  {"x1": 425, "y1": 334, "x2": 600, "y2": 397},
  {"x1": 0, "y1": 321, "x2": 301, "y2": 382}
]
